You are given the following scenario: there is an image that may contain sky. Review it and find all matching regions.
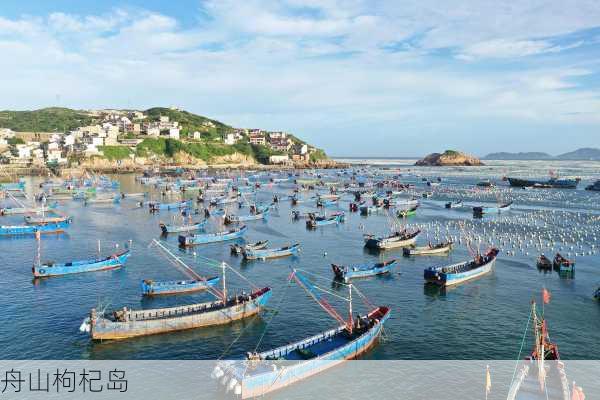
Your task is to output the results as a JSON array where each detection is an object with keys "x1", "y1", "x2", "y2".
[{"x1": 0, "y1": 0, "x2": 599, "y2": 157}]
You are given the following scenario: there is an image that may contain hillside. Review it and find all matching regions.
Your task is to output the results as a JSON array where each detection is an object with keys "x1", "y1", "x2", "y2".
[
  {"x1": 144, "y1": 107, "x2": 231, "y2": 141},
  {"x1": 483, "y1": 148, "x2": 600, "y2": 161},
  {"x1": 556, "y1": 148, "x2": 600, "y2": 160},
  {"x1": 0, "y1": 107, "x2": 95, "y2": 132},
  {"x1": 483, "y1": 152, "x2": 553, "y2": 160}
]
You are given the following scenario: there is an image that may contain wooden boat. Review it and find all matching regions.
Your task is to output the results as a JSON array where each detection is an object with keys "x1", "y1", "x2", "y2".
[
  {"x1": 148, "y1": 200, "x2": 191, "y2": 211},
  {"x1": 83, "y1": 286, "x2": 272, "y2": 340},
  {"x1": 424, "y1": 248, "x2": 499, "y2": 286},
  {"x1": 553, "y1": 253, "x2": 575, "y2": 273},
  {"x1": 141, "y1": 276, "x2": 219, "y2": 296},
  {"x1": 0, "y1": 181, "x2": 25, "y2": 191},
  {"x1": 292, "y1": 210, "x2": 321, "y2": 220},
  {"x1": 178, "y1": 225, "x2": 247, "y2": 246},
  {"x1": 360, "y1": 204, "x2": 383, "y2": 215},
  {"x1": 306, "y1": 212, "x2": 344, "y2": 228},
  {"x1": 224, "y1": 209, "x2": 269, "y2": 224},
  {"x1": 364, "y1": 229, "x2": 420, "y2": 250},
  {"x1": 210, "y1": 195, "x2": 238, "y2": 206},
  {"x1": 506, "y1": 301, "x2": 576, "y2": 400},
  {"x1": 243, "y1": 243, "x2": 300, "y2": 260},
  {"x1": 476, "y1": 180, "x2": 494, "y2": 188},
  {"x1": 213, "y1": 270, "x2": 390, "y2": 399},
  {"x1": 1, "y1": 204, "x2": 56, "y2": 216},
  {"x1": 230, "y1": 240, "x2": 269, "y2": 255},
  {"x1": 24, "y1": 214, "x2": 69, "y2": 225},
  {"x1": 585, "y1": 180, "x2": 600, "y2": 191},
  {"x1": 594, "y1": 287, "x2": 600, "y2": 300},
  {"x1": 0, "y1": 219, "x2": 71, "y2": 236},
  {"x1": 393, "y1": 198, "x2": 419, "y2": 208},
  {"x1": 84, "y1": 194, "x2": 119, "y2": 205},
  {"x1": 473, "y1": 201, "x2": 512, "y2": 215},
  {"x1": 332, "y1": 259, "x2": 396, "y2": 282},
  {"x1": 33, "y1": 250, "x2": 130, "y2": 278},
  {"x1": 445, "y1": 200, "x2": 463, "y2": 209},
  {"x1": 316, "y1": 198, "x2": 338, "y2": 207},
  {"x1": 403, "y1": 241, "x2": 453, "y2": 256},
  {"x1": 536, "y1": 255, "x2": 552, "y2": 270},
  {"x1": 159, "y1": 219, "x2": 207, "y2": 234}
]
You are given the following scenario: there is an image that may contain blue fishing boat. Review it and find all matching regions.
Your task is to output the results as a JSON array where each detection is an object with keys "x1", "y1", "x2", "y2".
[
  {"x1": 306, "y1": 212, "x2": 344, "y2": 229},
  {"x1": 231, "y1": 240, "x2": 269, "y2": 255},
  {"x1": 508, "y1": 177, "x2": 580, "y2": 189},
  {"x1": 141, "y1": 276, "x2": 219, "y2": 296},
  {"x1": 553, "y1": 253, "x2": 575, "y2": 273},
  {"x1": 424, "y1": 248, "x2": 499, "y2": 286},
  {"x1": 594, "y1": 287, "x2": 600, "y2": 300},
  {"x1": 332, "y1": 259, "x2": 397, "y2": 282},
  {"x1": 149, "y1": 200, "x2": 191, "y2": 211},
  {"x1": 159, "y1": 219, "x2": 207, "y2": 234},
  {"x1": 178, "y1": 225, "x2": 247, "y2": 246},
  {"x1": 243, "y1": 243, "x2": 300, "y2": 260},
  {"x1": 360, "y1": 204, "x2": 383, "y2": 215},
  {"x1": 473, "y1": 201, "x2": 512, "y2": 216},
  {"x1": 224, "y1": 208, "x2": 270, "y2": 224},
  {"x1": 0, "y1": 219, "x2": 71, "y2": 236},
  {"x1": 0, "y1": 181, "x2": 25, "y2": 191},
  {"x1": 213, "y1": 270, "x2": 390, "y2": 398},
  {"x1": 33, "y1": 250, "x2": 130, "y2": 278}
]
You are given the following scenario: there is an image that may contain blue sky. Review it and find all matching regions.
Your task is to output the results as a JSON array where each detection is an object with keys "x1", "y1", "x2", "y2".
[{"x1": 1, "y1": 0, "x2": 599, "y2": 157}]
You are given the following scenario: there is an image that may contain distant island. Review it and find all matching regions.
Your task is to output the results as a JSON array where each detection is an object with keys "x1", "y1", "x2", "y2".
[
  {"x1": 415, "y1": 150, "x2": 483, "y2": 166},
  {"x1": 484, "y1": 148, "x2": 600, "y2": 161},
  {"x1": 0, "y1": 107, "x2": 332, "y2": 173}
]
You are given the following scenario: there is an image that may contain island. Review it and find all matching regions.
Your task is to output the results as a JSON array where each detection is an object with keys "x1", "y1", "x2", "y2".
[
  {"x1": 483, "y1": 148, "x2": 600, "y2": 161},
  {"x1": 415, "y1": 150, "x2": 484, "y2": 166}
]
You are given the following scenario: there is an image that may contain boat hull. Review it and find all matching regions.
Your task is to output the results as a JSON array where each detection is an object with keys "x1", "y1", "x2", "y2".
[
  {"x1": 33, "y1": 251, "x2": 130, "y2": 278},
  {"x1": 141, "y1": 277, "x2": 219, "y2": 296},
  {"x1": 424, "y1": 258, "x2": 496, "y2": 286}
]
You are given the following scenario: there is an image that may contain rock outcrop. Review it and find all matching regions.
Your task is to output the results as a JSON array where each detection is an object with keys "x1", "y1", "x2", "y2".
[{"x1": 415, "y1": 150, "x2": 483, "y2": 166}]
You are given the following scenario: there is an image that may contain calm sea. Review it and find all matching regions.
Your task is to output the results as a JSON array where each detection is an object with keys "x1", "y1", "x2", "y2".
[{"x1": 1, "y1": 160, "x2": 599, "y2": 360}]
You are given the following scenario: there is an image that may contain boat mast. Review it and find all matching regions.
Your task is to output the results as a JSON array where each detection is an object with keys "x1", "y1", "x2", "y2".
[
  {"x1": 348, "y1": 283, "x2": 353, "y2": 334},
  {"x1": 221, "y1": 261, "x2": 227, "y2": 303}
]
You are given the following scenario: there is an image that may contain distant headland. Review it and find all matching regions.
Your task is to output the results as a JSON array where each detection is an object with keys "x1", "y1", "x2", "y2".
[
  {"x1": 415, "y1": 150, "x2": 483, "y2": 166},
  {"x1": 483, "y1": 148, "x2": 600, "y2": 161}
]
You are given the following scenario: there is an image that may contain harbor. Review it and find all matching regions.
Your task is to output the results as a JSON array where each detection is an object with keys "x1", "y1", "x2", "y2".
[{"x1": 1, "y1": 159, "x2": 600, "y2": 362}]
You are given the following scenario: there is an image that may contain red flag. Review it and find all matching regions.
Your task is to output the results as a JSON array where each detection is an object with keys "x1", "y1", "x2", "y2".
[{"x1": 543, "y1": 288, "x2": 551, "y2": 304}]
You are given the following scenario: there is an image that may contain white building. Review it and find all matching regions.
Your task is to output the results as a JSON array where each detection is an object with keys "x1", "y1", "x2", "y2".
[
  {"x1": 269, "y1": 155, "x2": 290, "y2": 164},
  {"x1": 193, "y1": 131, "x2": 202, "y2": 140},
  {"x1": 147, "y1": 126, "x2": 160, "y2": 137},
  {"x1": 224, "y1": 133, "x2": 238, "y2": 145},
  {"x1": 169, "y1": 127, "x2": 180, "y2": 140}
]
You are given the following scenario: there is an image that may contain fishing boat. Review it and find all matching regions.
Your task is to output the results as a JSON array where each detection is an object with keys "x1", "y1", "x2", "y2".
[
  {"x1": 33, "y1": 250, "x2": 130, "y2": 278},
  {"x1": 553, "y1": 253, "x2": 575, "y2": 273},
  {"x1": 230, "y1": 241, "x2": 269, "y2": 255},
  {"x1": 445, "y1": 200, "x2": 463, "y2": 209},
  {"x1": 178, "y1": 225, "x2": 247, "y2": 246},
  {"x1": 364, "y1": 229, "x2": 420, "y2": 250},
  {"x1": 393, "y1": 198, "x2": 419, "y2": 208},
  {"x1": 506, "y1": 300, "x2": 578, "y2": 400},
  {"x1": 306, "y1": 212, "x2": 344, "y2": 228},
  {"x1": 594, "y1": 287, "x2": 600, "y2": 300},
  {"x1": 213, "y1": 270, "x2": 390, "y2": 399},
  {"x1": 291, "y1": 210, "x2": 317, "y2": 220},
  {"x1": 159, "y1": 218, "x2": 207, "y2": 234},
  {"x1": 423, "y1": 248, "x2": 499, "y2": 286},
  {"x1": 83, "y1": 286, "x2": 272, "y2": 340},
  {"x1": 585, "y1": 180, "x2": 600, "y2": 191},
  {"x1": 141, "y1": 277, "x2": 219, "y2": 296},
  {"x1": 316, "y1": 198, "x2": 338, "y2": 207},
  {"x1": 0, "y1": 204, "x2": 56, "y2": 216},
  {"x1": 359, "y1": 204, "x2": 383, "y2": 215},
  {"x1": 397, "y1": 206, "x2": 417, "y2": 218},
  {"x1": 476, "y1": 180, "x2": 494, "y2": 188},
  {"x1": 148, "y1": 200, "x2": 191, "y2": 211},
  {"x1": 332, "y1": 260, "x2": 397, "y2": 282},
  {"x1": 81, "y1": 246, "x2": 271, "y2": 340},
  {"x1": 403, "y1": 241, "x2": 453, "y2": 256},
  {"x1": 24, "y1": 214, "x2": 69, "y2": 225},
  {"x1": 224, "y1": 209, "x2": 269, "y2": 224},
  {"x1": 508, "y1": 177, "x2": 580, "y2": 189},
  {"x1": 473, "y1": 201, "x2": 512, "y2": 216},
  {"x1": 243, "y1": 243, "x2": 300, "y2": 260},
  {"x1": 536, "y1": 255, "x2": 552, "y2": 270},
  {"x1": 0, "y1": 219, "x2": 71, "y2": 236},
  {"x1": 0, "y1": 180, "x2": 25, "y2": 191}
]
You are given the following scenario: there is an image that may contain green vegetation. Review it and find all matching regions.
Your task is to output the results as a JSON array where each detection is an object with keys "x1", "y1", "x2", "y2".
[
  {"x1": 443, "y1": 150, "x2": 460, "y2": 156},
  {"x1": 7, "y1": 137, "x2": 24, "y2": 145},
  {"x1": 310, "y1": 149, "x2": 328, "y2": 163},
  {"x1": 145, "y1": 107, "x2": 232, "y2": 141},
  {"x1": 0, "y1": 108, "x2": 95, "y2": 132},
  {"x1": 98, "y1": 146, "x2": 133, "y2": 160},
  {"x1": 136, "y1": 138, "x2": 243, "y2": 161}
]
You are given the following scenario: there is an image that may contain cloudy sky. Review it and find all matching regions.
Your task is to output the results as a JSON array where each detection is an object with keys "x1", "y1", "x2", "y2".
[{"x1": 1, "y1": 0, "x2": 599, "y2": 156}]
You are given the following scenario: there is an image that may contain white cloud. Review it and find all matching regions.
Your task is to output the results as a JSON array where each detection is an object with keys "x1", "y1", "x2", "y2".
[{"x1": 0, "y1": 1, "x2": 599, "y2": 155}]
